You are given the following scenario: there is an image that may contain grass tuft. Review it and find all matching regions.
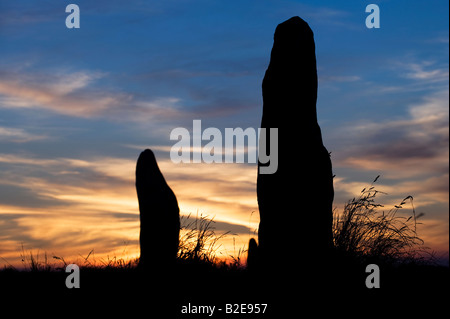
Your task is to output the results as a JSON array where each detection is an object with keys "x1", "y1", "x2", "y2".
[
  {"x1": 333, "y1": 176, "x2": 430, "y2": 265},
  {"x1": 177, "y1": 213, "x2": 230, "y2": 266}
]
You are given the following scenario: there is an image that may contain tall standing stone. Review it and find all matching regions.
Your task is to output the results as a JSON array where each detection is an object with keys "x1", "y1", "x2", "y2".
[{"x1": 256, "y1": 17, "x2": 334, "y2": 273}]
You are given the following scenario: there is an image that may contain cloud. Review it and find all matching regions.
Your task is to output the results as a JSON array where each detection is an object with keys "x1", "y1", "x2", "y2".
[
  {"x1": 403, "y1": 61, "x2": 449, "y2": 82},
  {"x1": 333, "y1": 89, "x2": 449, "y2": 178},
  {"x1": 0, "y1": 153, "x2": 139, "y2": 266},
  {"x1": 0, "y1": 68, "x2": 186, "y2": 121},
  {"x1": 0, "y1": 150, "x2": 259, "y2": 267},
  {"x1": 0, "y1": 126, "x2": 47, "y2": 143},
  {"x1": 0, "y1": 150, "x2": 258, "y2": 223},
  {"x1": 0, "y1": 69, "x2": 116, "y2": 117},
  {"x1": 361, "y1": 60, "x2": 449, "y2": 96}
]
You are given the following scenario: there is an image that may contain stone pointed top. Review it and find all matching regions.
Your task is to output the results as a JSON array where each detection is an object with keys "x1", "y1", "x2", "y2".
[
  {"x1": 139, "y1": 148, "x2": 157, "y2": 162},
  {"x1": 278, "y1": 16, "x2": 310, "y2": 29},
  {"x1": 274, "y1": 16, "x2": 314, "y2": 44},
  {"x1": 136, "y1": 148, "x2": 166, "y2": 187}
]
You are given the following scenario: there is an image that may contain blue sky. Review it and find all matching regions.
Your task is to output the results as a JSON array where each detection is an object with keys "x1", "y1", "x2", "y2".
[{"x1": 0, "y1": 0, "x2": 448, "y2": 266}]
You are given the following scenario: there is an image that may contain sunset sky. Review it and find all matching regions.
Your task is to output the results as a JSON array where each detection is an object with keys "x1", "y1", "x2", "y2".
[{"x1": 0, "y1": 0, "x2": 448, "y2": 267}]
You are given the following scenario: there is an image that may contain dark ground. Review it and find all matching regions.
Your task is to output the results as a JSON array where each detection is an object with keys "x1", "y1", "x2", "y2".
[{"x1": 1, "y1": 258, "x2": 448, "y2": 317}]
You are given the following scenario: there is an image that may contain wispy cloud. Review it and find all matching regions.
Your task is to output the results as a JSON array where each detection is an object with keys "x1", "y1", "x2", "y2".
[
  {"x1": 0, "y1": 150, "x2": 258, "y2": 220},
  {"x1": 333, "y1": 89, "x2": 449, "y2": 178},
  {"x1": 0, "y1": 68, "x2": 186, "y2": 121},
  {"x1": 0, "y1": 126, "x2": 47, "y2": 143},
  {"x1": 0, "y1": 69, "x2": 118, "y2": 117},
  {"x1": 402, "y1": 61, "x2": 449, "y2": 82},
  {"x1": 0, "y1": 150, "x2": 258, "y2": 267},
  {"x1": 359, "y1": 59, "x2": 449, "y2": 96}
]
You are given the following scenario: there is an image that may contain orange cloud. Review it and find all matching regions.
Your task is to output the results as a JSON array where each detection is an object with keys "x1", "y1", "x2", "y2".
[{"x1": 0, "y1": 152, "x2": 259, "y2": 268}]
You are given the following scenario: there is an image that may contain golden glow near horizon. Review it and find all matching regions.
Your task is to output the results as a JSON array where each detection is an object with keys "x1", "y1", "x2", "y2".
[
  {"x1": 0, "y1": 156, "x2": 261, "y2": 268},
  {"x1": 0, "y1": 152, "x2": 448, "y2": 268}
]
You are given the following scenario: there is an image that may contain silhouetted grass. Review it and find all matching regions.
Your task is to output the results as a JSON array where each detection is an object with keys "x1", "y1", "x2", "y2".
[
  {"x1": 19, "y1": 244, "x2": 52, "y2": 272},
  {"x1": 333, "y1": 176, "x2": 430, "y2": 265},
  {"x1": 177, "y1": 213, "x2": 229, "y2": 265},
  {"x1": 3, "y1": 247, "x2": 139, "y2": 272}
]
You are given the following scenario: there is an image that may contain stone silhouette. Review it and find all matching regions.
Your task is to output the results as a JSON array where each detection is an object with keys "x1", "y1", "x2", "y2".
[
  {"x1": 136, "y1": 149, "x2": 180, "y2": 269},
  {"x1": 247, "y1": 237, "x2": 259, "y2": 271},
  {"x1": 254, "y1": 17, "x2": 334, "y2": 271}
]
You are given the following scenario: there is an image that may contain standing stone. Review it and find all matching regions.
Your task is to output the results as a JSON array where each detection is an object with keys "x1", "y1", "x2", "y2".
[
  {"x1": 256, "y1": 17, "x2": 334, "y2": 272},
  {"x1": 136, "y1": 149, "x2": 180, "y2": 269}
]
